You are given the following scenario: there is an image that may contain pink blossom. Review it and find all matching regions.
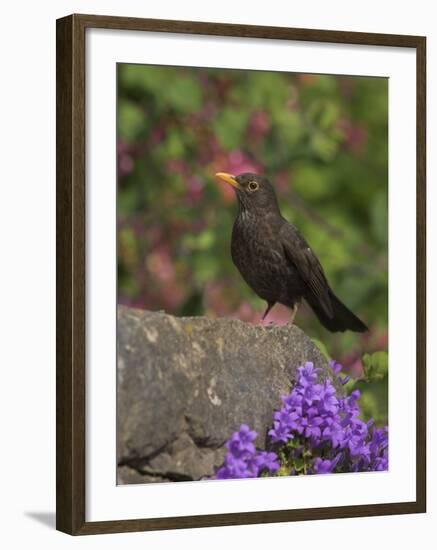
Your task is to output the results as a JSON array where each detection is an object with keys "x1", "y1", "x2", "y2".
[
  {"x1": 117, "y1": 140, "x2": 134, "y2": 177},
  {"x1": 275, "y1": 170, "x2": 291, "y2": 193},
  {"x1": 166, "y1": 158, "x2": 188, "y2": 174},
  {"x1": 149, "y1": 126, "x2": 166, "y2": 145},
  {"x1": 146, "y1": 246, "x2": 174, "y2": 283},
  {"x1": 337, "y1": 118, "x2": 368, "y2": 154},
  {"x1": 248, "y1": 110, "x2": 271, "y2": 138},
  {"x1": 227, "y1": 150, "x2": 263, "y2": 175},
  {"x1": 185, "y1": 176, "x2": 204, "y2": 206}
]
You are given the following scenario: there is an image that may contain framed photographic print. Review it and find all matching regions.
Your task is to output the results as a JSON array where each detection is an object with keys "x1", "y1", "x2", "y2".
[{"x1": 56, "y1": 13, "x2": 426, "y2": 535}]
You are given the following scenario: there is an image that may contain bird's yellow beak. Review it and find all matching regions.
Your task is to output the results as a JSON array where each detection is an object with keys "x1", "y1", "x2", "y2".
[{"x1": 215, "y1": 172, "x2": 242, "y2": 190}]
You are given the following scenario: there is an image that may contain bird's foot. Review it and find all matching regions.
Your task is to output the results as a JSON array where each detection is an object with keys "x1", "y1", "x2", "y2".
[
  {"x1": 286, "y1": 304, "x2": 299, "y2": 326},
  {"x1": 261, "y1": 302, "x2": 275, "y2": 324}
]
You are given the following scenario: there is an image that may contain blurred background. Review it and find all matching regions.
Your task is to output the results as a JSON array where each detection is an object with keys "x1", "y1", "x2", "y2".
[{"x1": 117, "y1": 64, "x2": 388, "y2": 423}]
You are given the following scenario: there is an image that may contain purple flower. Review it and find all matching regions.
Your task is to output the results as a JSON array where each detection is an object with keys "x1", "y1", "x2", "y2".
[
  {"x1": 322, "y1": 417, "x2": 345, "y2": 448},
  {"x1": 214, "y1": 424, "x2": 279, "y2": 479},
  {"x1": 302, "y1": 412, "x2": 324, "y2": 440},
  {"x1": 225, "y1": 424, "x2": 257, "y2": 457},
  {"x1": 373, "y1": 454, "x2": 389, "y2": 471},
  {"x1": 313, "y1": 454, "x2": 341, "y2": 474},
  {"x1": 329, "y1": 359, "x2": 350, "y2": 385},
  {"x1": 369, "y1": 426, "x2": 388, "y2": 455},
  {"x1": 319, "y1": 380, "x2": 339, "y2": 414},
  {"x1": 297, "y1": 362, "x2": 320, "y2": 386},
  {"x1": 214, "y1": 359, "x2": 389, "y2": 481},
  {"x1": 329, "y1": 360, "x2": 343, "y2": 375},
  {"x1": 252, "y1": 451, "x2": 280, "y2": 473},
  {"x1": 268, "y1": 420, "x2": 293, "y2": 443}
]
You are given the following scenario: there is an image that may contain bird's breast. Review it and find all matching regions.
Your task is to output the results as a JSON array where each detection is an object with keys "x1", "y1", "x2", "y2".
[{"x1": 231, "y1": 213, "x2": 302, "y2": 304}]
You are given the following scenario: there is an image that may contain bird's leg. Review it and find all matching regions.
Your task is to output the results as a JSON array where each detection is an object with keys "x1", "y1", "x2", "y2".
[
  {"x1": 287, "y1": 303, "x2": 299, "y2": 326},
  {"x1": 261, "y1": 302, "x2": 275, "y2": 325}
]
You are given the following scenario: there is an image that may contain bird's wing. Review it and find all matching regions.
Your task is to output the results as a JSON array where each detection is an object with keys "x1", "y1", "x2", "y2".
[{"x1": 279, "y1": 222, "x2": 333, "y2": 318}]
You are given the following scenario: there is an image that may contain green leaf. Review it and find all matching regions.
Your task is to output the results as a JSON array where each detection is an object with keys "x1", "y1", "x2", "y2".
[
  {"x1": 162, "y1": 78, "x2": 202, "y2": 113},
  {"x1": 277, "y1": 465, "x2": 292, "y2": 477},
  {"x1": 161, "y1": 129, "x2": 185, "y2": 158},
  {"x1": 370, "y1": 191, "x2": 388, "y2": 247},
  {"x1": 196, "y1": 230, "x2": 215, "y2": 250},
  {"x1": 292, "y1": 458, "x2": 305, "y2": 472},
  {"x1": 362, "y1": 351, "x2": 388, "y2": 382},
  {"x1": 117, "y1": 100, "x2": 144, "y2": 142},
  {"x1": 293, "y1": 164, "x2": 330, "y2": 201},
  {"x1": 212, "y1": 108, "x2": 250, "y2": 150},
  {"x1": 311, "y1": 338, "x2": 331, "y2": 360},
  {"x1": 192, "y1": 254, "x2": 219, "y2": 285},
  {"x1": 285, "y1": 438, "x2": 300, "y2": 450},
  {"x1": 310, "y1": 132, "x2": 339, "y2": 161}
]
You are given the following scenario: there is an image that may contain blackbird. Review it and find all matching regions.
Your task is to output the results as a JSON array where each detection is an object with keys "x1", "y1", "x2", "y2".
[{"x1": 215, "y1": 172, "x2": 367, "y2": 333}]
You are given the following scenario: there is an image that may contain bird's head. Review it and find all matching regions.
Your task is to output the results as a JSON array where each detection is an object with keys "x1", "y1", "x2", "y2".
[{"x1": 215, "y1": 172, "x2": 280, "y2": 214}]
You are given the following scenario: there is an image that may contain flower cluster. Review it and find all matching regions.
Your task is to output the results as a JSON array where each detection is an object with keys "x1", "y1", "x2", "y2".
[
  {"x1": 213, "y1": 361, "x2": 388, "y2": 479},
  {"x1": 270, "y1": 361, "x2": 388, "y2": 473},
  {"x1": 215, "y1": 424, "x2": 279, "y2": 479}
]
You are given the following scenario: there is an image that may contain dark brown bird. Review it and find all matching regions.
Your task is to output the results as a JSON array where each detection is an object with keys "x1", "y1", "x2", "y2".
[{"x1": 215, "y1": 172, "x2": 367, "y2": 333}]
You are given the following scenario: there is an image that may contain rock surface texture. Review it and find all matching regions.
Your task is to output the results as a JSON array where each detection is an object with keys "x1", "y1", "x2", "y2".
[{"x1": 117, "y1": 306, "x2": 335, "y2": 484}]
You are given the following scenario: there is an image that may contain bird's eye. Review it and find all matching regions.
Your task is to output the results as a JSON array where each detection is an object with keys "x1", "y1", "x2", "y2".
[{"x1": 248, "y1": 181, "x2": 259, "y2": 192}]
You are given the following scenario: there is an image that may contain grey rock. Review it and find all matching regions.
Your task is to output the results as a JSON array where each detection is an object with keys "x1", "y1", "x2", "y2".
[
  {"x1": 117, "y1": 305, "x2": 336, "y2": 483},
  {"x1": 117, "y1": 465, "x2": 171, "y2": 485}
]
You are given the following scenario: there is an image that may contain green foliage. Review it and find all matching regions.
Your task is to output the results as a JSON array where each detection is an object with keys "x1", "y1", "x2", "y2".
[
  {"x1": 362, "y1": 351, "x2": 389, "y2": 383},
  {"x1": 312, "y1": 338, "x2": 331, "y2": 361},
  {"x1": 342, "y1": 351, "x2": 389, "y2": 426},
  {"x1": 359, "y1": 379, "x2": 388, "y2": 427},
  {"x1": 117, "y1": 64, "x2": 388, "y2": 373}
]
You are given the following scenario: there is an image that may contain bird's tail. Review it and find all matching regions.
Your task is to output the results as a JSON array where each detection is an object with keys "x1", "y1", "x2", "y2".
[{"x1": 306, "y1": 289, "x2": 368, "y2": 333}]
